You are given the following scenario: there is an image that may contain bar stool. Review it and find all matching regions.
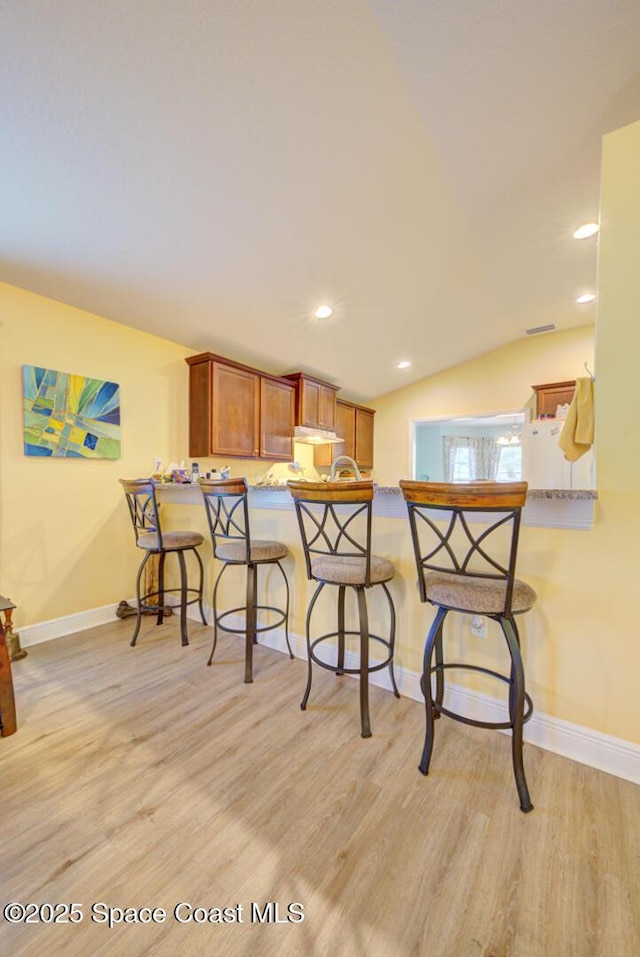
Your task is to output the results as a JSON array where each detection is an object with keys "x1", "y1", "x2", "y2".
[
  {"x1": 119, "y1": 479, "x2": 207, "y2": 647},
  {"x1": 200, "y1": 477, "x2": 292, "y2": 683},
  {"x1": 288, "y1": 480, "x2": 399, "y2": 738},
  {"x1": 399, "y1": 480, "x2": 536, "y2": 812}
]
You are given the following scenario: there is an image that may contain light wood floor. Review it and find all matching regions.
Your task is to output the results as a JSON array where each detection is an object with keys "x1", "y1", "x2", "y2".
[{"x1": 1, "y1": 618, "x2": 638, "y2": 957}]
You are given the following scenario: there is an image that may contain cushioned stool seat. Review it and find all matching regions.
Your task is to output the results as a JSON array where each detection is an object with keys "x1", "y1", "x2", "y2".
[
  {"x1": 138, "y1": 530, "x2": 204, "y2": 551},
  {"x1": 215, "y1": 540, "x2": 288, "y2": 563},
  {"x1": 423, "y1": 571, "x2": 537, "y2": 615},
  {"x1": 311, "y1": 554, "x2": 395, "y2": 586}
]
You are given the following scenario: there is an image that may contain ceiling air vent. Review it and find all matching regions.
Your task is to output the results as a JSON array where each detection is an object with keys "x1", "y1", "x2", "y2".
[{"x1": 525, "y1": 323, "x2": 556, "y2": 336}]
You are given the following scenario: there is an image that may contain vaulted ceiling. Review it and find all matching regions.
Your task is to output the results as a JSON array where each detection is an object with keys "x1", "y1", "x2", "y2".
[{"x1": 3, "y1": 1, "x2": 640, "y2": 400}]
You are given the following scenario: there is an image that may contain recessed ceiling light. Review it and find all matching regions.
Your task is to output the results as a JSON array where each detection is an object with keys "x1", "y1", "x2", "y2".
[
  {"x1": 314, "y1": 305, "x2": 333, "y2": 319},
  {"x1": 397, "y1": 360, "x2": 411, "y2": 369},
  {"x1": 573, "y1": 223, "x2": 600, "y2": 240},
  {"x1": 576, "y1": 293, "x2": 596, "y2": 304}
]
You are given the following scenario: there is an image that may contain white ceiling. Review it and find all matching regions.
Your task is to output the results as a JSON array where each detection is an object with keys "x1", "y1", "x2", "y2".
[{"x1": 3, "y1": 1, "x2": 640, "y2": 401}]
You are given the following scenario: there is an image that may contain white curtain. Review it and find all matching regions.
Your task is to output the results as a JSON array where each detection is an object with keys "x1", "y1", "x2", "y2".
[{"x1": 443, "y1": 436, "x2": 500, "y2": 482}]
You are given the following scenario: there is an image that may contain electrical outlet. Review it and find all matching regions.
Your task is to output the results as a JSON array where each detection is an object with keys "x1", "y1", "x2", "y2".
[{"x1": 470, "y1": 615, "x2": 487, "y2": 638}]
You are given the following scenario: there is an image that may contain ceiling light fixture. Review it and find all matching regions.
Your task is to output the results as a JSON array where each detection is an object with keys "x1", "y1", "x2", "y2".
[
  {"x1": 572, "y1": 223, "x2": 600, "y2": 240},
  {"x1": 497, "y1": 419, "x2": 521, "y2": 446},
  {"x1": 497, "y1": 429, "x2": 521, "y2": 447},
  {"x1": 576, "y1": 293, "x2": 596, "y2": 304},
  {"x1": 314, "y1": 305, "x2": 333, "y2": 319},
  {"x1": 397, "y1": 360, "x2": 411, "y2": 369}
]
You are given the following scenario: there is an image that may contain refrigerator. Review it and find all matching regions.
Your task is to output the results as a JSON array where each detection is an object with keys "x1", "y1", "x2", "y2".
[{"x1": 521, "y1": 420, "x2": 595, "y2": 490}]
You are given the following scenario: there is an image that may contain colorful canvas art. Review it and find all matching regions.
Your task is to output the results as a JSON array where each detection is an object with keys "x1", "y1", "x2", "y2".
[{"x1": 22, "y1": 365, "x2": 121, "y2": 458}]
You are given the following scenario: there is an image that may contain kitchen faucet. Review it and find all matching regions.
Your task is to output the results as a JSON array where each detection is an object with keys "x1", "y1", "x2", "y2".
[{"x1": 329, "y1": 455, "x2": 362, "y2": 481}]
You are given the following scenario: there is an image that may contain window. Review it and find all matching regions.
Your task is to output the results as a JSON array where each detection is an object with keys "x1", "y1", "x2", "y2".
[
  {"x1": 496, "y1": 445, "x2": 522, "y2": 481},
  {"x1": 451, "y1": 446, "x2": 473, "y2": 482}
]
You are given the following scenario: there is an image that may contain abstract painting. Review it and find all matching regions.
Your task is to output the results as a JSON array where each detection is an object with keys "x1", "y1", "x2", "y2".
[{"x1": 22, "y1": 365, "x2": 121, "y2": 458}]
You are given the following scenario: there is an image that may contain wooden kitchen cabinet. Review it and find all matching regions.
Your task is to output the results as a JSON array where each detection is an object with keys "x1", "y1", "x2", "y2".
[
  {"x1": 282, "y1": 372, "x2": 338, "y2": 430},
  {"x1": 531, "y1": 380, "x2": 576, "y2": 418},
  {"x1": 260, "y1": 375, "x2": 295, "y2": 460},
  {"x1": 354, "y1": 405, "x2": 375, "y2": 469},
  {"x1": 315, "y1": 399, "x2": 375, "y2": 470},
  {"x1": 186, "y1": 353, "x2": 294, "y2": 459}
]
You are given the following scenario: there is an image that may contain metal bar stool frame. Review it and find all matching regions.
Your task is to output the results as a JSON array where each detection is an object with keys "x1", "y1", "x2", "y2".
[
  {"x1": 119, "y1": 479, "x2": 207, "y2": 647},
  {"x1": 400, "y1": 480, "x2": 535, "y2": 812},
  {"x1": 288, "y1": 480, "x2": 399, "y2": 738},
  {"x1": 200, "y1": 477, "x2": 292, "y2": 684}
]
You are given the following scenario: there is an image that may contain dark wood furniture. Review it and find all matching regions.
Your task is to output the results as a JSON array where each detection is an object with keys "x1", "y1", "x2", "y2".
[
  {"x1": 314, "y1": 399, "x2": 375, "y2": 470},
  {"x1": 400, "y1": 480, "x2": 536, "y2": 812},
  {"x1": 200, "y1": 477, "x2": 293, "y2": 683},
  {"x1": 288, "y1": 480, "x2": 399, "y2": 738},
  {"x1": 532, "y1": 380, "x2": 576, "y2": 418},
  {"x1": 0, "y1": 596, "x2": 17, "y2": 737},
  {"x1": 186, "y1": 353, "x2": 295, "y2": 460},
  {"x1": 282, "y1": 372, "x2": 338, "y2": 430}
]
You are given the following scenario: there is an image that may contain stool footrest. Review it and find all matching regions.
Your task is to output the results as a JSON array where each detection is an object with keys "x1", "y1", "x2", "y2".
[
  {"x1": 216, "y1": 604, "x2": 287, "y2": 636},
  {"x1": 310, "y1": 630, "x2": 394, "y2": 675},
  {"x1": 139, "y1": 587, "x2": 202, "y2": 614},
  {"x1": 428, "y1": 662, "x2": 534, "y2": 730}
]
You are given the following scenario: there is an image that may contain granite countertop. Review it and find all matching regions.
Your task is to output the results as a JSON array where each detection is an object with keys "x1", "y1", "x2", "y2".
[
  {"x1": 524, "y1": 488, "x2": 597, "y2": 500},
  {"x1": 159, "y1": 482, "x2": 597, "y2": 501},
  {"x1": 251, "y1": 484, "x2": 597, "y2": 499},
  {"x1": 251, "y1": 483, "x2": 402, "y2": 493},
  {"x1": 157, "y1": 481, "x2": 596, "y2": 528}
]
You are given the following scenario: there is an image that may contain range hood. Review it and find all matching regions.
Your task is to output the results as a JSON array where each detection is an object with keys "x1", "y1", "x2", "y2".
[{"x1": 293, "y1": 426, "x2": 343, "y2": 445}]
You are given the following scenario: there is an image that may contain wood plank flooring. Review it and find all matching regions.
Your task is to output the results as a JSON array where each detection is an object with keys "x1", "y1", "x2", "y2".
[{"x1": 1, "y1": 618, "x2": 638, "y2": 956}]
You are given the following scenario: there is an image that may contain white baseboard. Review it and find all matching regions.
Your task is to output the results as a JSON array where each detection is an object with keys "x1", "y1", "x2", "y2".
[
  {"x1": 16, "y1": 601, "x2": 640, "y2": 786},
  {"x1": 18, "y1": 602, "x2": 123, "y2": 647}
]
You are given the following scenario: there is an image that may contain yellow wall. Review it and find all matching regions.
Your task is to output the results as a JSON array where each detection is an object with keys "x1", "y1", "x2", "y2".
[
  {"x1": 0, "y1": 282, "x2": 193, "y2": 623},
  {"x1": 0, "y1": 282, "x2": 320, "y2": 627}
]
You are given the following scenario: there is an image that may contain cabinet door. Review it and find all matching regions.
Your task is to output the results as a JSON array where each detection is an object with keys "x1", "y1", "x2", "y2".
[
  {"x1": 299, "y1": 379, "x2": 321, "y2": 427},
  {"x1": 188, "y1": 358, "x2": 213, "y2": 457},
  {"x1": 337, "y1": 402, "x2": 355, "y2": 459},
  {"x1": 212, "y1": 362, "x2": 260, "y2": 457},
  {"x1": 532, "y1": 381, "x2": 576, "y2": 418},
  {"x1": 314, "y1": 400, "x2": 353, "y2": 467},
  {"x1": 354, "y1": 408, "x2": 374, "y2": 469},
  {"x1": 299, "y1": 379, "x2": 336, "y2": 429},
  {"x1": 318, "y1": 385, "x2": 336, "y2": 430},
  {"x1": 260, "y1": 378, "x2": 294, "y2": 460}
]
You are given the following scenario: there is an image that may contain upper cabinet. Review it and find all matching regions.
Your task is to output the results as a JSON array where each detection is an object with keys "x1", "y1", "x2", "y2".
[
  {"x1": 186, "y1": 353, "x2": 294, "y2": 460},
  {"x1": 531, "y1": 381, "x2": 576, "y2": 418},
  {"x1": 353, "y1": 404, "x2": 375, "y2": 469},
  {"x1": 315, "y1": 399, "x2": 375, "y2": 470},
  {"x1": 282, "y1": 373, "x2": 338, "y2": 430},
  {"x1": 260, "y1": 375, "x2": 295, "y2": 460}
]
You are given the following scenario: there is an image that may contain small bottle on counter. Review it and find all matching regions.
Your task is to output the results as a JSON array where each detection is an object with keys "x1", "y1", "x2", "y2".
[{"x1": 191, "y1": 462, "x2": 200, "y2": 483}]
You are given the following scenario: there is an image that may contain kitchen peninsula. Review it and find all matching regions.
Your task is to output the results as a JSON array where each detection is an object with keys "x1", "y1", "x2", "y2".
[
  {"x1": 156, "y1": 478, "x2": 598, "y2": 747},
  {"x1": 157, "y1": 481, "x2": 597, "y2": 528}
]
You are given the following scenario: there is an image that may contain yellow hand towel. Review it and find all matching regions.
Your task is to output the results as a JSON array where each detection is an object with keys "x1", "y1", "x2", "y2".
[{"x1": 558, "y1": 377, "x2": 594, "y2": 461}]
